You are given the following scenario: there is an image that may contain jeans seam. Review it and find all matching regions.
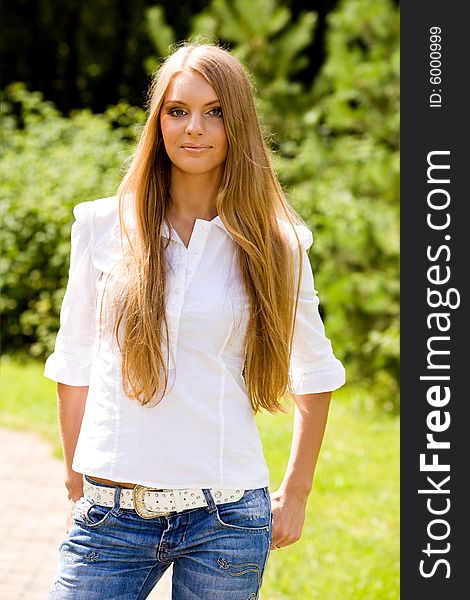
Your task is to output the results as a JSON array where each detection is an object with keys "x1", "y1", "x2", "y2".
[
  {"x1": 134, "y1": 562, "x2": 170, "y2": 600},
  {"x1": 252, "y1": 514, "x2": 272, "y2": 598},
  {"x1": 157, "y1": 518, "x2": 172, "y2": 562}
]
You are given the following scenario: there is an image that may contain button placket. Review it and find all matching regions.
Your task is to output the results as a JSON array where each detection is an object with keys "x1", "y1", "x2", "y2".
[
  {"x1": 184, "y1": 220, "x2": 210, "y2": 286},
  {"x1": 165, "y1": 245, "x2": 187, "y2": 358},
  {"x1": 176, "y1": 251, "x2": 188, "y2": 294}
]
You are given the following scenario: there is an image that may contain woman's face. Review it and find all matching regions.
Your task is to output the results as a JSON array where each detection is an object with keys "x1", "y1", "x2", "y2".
[{"x1": 160, "y1": 70, "x2": 228, "y2": 179}]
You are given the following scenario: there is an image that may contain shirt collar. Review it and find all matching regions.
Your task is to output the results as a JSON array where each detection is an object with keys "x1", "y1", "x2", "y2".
[{"x1": 162, "y1": 215, "x2": 233, "y2": 241}]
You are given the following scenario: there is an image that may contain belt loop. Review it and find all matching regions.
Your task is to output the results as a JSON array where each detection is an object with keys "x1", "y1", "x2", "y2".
[
  {"x1": 173, "y1": 490, "x2": 185, "y2": 513},
  {"x1": 202, "y1": 489, "x2": 217, "y2": 513},
  {"x1": 113, "y1": 485, "x2": 123, "y2": 510}
]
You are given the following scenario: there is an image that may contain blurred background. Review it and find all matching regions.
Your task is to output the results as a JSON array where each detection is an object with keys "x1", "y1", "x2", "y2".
[{"x1": 0, "y1": 1, "x2": 399, "y2": 598}]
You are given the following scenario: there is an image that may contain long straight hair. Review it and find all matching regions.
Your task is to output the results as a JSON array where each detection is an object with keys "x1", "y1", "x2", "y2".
[{"x1": 111, "y1": 43, "x2": 306, "y2": 412}]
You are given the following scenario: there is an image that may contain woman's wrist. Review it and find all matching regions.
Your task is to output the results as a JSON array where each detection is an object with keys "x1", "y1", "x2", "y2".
[
  {"x1": 65, "y1": 471, "x2": 84, "y2": 500},
  {"x1": 278, "y1": 481, "x2": 311, "y2": 504}
]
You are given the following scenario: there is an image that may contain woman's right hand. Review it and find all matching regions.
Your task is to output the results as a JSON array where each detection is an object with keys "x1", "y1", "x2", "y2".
[{"x1": 65, "y1": 473, "x2": 84, "y2": 533}]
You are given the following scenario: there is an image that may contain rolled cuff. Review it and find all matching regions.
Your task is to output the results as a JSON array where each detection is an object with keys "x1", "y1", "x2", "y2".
[
  {"x1": 290, "y1": 358, "x2": 346, "y2": 395},
  {"x1": 44, "y1": 349, "x2": 92, "y2": 386}
]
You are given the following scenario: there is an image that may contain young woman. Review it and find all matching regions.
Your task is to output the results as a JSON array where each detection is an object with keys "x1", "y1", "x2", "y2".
[{"x1": 45, "y1": 42, "x2": 345, "y2": 599}]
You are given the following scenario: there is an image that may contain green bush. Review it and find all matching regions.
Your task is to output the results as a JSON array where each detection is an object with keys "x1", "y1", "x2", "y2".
[
  {"x1": 275, "y1": 0, "x2": 400, "y2": 412},
  {"x1": 0, "y1": 83, "x2": 144, "y2": 357}
]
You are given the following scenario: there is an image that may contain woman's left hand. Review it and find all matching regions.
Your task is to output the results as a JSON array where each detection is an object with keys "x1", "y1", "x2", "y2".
[{"x1": 269, "y1": 488, "x2": 308, "y2": 550}]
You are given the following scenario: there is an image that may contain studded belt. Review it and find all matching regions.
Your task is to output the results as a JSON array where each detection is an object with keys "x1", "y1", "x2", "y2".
[{"x1": 83, "y1": 477, "x2": 245, "y2": 519}]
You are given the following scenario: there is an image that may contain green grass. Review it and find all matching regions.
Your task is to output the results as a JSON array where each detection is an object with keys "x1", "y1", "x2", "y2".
[
  {"x1": 258, "y1": 394, "x2": 399, "y2": 599},
  {"x1": 0, "y1": 355, "x2": 61, "y2": 455},
  {"x1": 0, "y1": 356, "x2": 399, "y2": 599}
]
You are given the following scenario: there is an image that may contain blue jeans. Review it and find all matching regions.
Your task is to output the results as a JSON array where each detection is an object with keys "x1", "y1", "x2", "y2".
[{"x1": 49, "y1": 479, "x2": 273, "y2": 599}]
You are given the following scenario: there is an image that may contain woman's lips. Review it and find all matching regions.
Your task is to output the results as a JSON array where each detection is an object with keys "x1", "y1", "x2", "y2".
[{"x1": 180, "y1": 145, "x2": 212, "y2": 153}]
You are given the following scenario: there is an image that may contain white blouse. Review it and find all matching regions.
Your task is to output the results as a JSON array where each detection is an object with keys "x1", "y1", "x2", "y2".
[{"x1": 44, "y1": 196, "x2": 345, "y2": 489}]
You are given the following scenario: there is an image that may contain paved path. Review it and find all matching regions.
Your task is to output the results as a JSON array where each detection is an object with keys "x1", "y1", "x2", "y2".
[{"x1": 0, "y1": 428, "x2": 172, "y2": 600}]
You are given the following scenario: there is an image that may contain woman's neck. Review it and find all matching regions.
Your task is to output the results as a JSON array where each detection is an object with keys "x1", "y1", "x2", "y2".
[{"x1": 168, "y1": 169, "x2": 221, "y2": 222}]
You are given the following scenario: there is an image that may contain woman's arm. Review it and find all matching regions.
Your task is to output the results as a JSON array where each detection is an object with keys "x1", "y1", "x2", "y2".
[
  {"x1": 57, "y1": 383, "x2": 88, "y2": 530},
  {"x1": 270, "y1": 391, "x2": 332, "y2": 549}
]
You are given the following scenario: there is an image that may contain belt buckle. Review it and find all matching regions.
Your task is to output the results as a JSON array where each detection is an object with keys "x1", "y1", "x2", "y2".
[{"x1": 133, "y1": 485, "x2": 169, "y2": 519}]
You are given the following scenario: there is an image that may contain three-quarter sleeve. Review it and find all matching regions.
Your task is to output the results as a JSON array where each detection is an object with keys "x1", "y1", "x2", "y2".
[
  {"x1": 289, "y1": 227, "x2": 346, "y2": 395},
  {"x1": 44, "y1": 202, "x2": 98, "y2": 385}
]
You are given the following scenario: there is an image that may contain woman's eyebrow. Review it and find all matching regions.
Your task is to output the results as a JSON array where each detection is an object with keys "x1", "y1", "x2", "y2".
[{"x1": 164, "y1": 99, "x2": 220, "y2": 107}]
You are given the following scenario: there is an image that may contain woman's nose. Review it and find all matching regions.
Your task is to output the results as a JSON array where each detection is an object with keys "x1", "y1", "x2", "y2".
[{"x1": 185, "y1": 113, "x2": 204, "y2": 135}]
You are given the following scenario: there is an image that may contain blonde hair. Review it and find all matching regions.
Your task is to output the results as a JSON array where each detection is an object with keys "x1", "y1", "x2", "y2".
[{"x1": 110, "y1": 42, "x2": 306, "y2": 413}]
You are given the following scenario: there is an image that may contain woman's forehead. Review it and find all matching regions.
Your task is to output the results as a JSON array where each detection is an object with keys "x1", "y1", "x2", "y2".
[{"x1": 164, "y1": 70, "x2": 219, "y2": 103}]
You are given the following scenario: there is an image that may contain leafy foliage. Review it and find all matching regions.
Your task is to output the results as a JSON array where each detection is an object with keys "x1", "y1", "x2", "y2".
[
  {"x1": 0, "y1": 83, "x2": 145, "y2": 357},
  {"x1": 290, "y1": 0, "x2": 399, "y2": 411}
]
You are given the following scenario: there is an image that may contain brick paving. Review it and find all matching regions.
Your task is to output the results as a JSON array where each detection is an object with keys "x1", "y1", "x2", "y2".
[{"x1": 0, "y1": 428, "x2": 172, "y2": 600}]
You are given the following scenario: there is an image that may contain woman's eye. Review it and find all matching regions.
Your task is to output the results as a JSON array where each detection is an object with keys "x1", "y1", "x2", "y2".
[
  {"x1": 169, "y1": 108, "x2": 186, "y2": 116},
  {"x1": 208, "y1": 107, "x2": 223, "y2": 117}
]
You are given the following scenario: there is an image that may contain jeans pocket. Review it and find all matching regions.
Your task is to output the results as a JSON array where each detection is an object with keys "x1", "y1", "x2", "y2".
[
  {"x1": 73, "y1": 497, "x2": 118, "y2": 529},
  {"x1": 215, "y1": 488, "x2": 271, "y2": 533}
]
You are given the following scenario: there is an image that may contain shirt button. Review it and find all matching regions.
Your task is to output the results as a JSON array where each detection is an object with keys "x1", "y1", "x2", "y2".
[{"x1": 200, "y1": 224, "x2": 207, "y2": 230}]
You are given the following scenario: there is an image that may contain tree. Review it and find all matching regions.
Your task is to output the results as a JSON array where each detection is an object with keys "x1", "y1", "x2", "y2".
[{"x1": 279, "y1": 0, "x2": 400, "y2": 410}]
